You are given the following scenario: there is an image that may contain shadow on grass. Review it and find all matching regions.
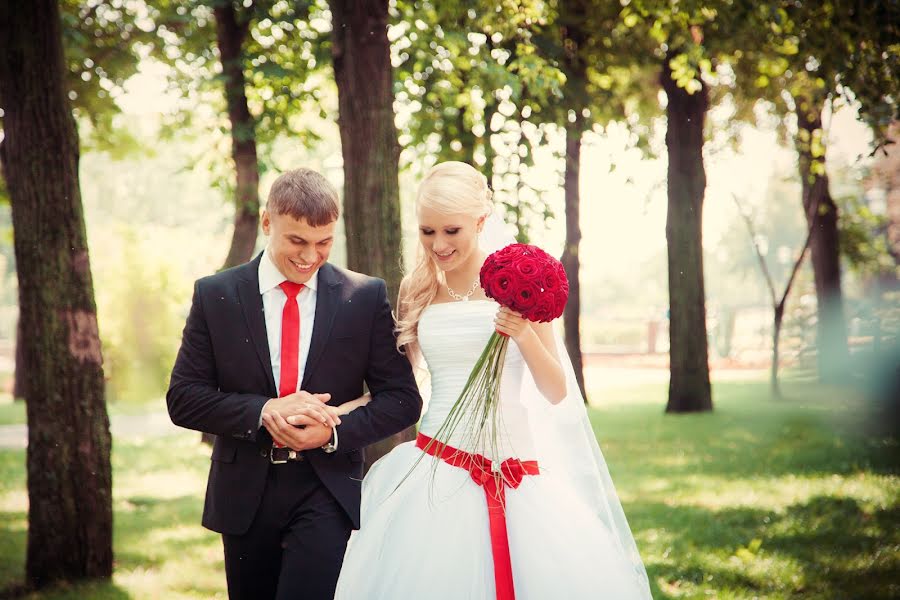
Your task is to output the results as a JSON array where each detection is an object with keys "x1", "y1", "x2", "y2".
[
  {"x1": 634, "y1": 495, "x2": 900, "y2": 599},
  {"x1": 1, "y1": 435, "x2": 223, "y2": 599},
  {"x1": 112, "y1": 493, "x2": 215, "y2": 570}
]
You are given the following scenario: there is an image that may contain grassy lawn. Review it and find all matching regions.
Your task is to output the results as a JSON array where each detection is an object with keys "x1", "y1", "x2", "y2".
[
  {"x1": 0, "y1": 378, "x2": 897, "y2": 599},
  {"x1": 591, "y1": 378, "x2": 899, "y2": 599},
  {"x1": 0, "y1": 398, "x2": 166, "y2": 427}
]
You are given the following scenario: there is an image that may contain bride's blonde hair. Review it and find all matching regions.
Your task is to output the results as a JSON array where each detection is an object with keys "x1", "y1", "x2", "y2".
[{"x1": 396, "y1": 161, "x2": 493, "y2": 353}]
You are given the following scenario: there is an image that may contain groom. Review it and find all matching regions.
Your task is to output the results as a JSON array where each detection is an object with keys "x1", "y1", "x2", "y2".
[{"x1": 167, "y1": 168, "x2": 421, "y2": 600}]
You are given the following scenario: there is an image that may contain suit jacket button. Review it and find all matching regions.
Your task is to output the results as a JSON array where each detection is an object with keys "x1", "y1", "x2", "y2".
[{"x1": 259, "y1": 449, "x2": 267, "y2": 457}]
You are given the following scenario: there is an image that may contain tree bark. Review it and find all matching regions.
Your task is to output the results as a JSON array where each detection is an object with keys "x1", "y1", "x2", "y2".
[
  {"x1": 215, "y1": 3, "x2": 260, "y2": 271},
  {"x1": 559, "y1": 0, "x2": 590, "y2": 402},
  {"x1": 204, "y1": 3, "x2": 262, "y2": 446},
  {"x1": 0, "y1": 0, "x2": 113, "y2": 587},
  {"x1": 329, "y1": 0, "x2": 410, "y2": 471},
  {"x1": 482, "y1": 97, "x2": 496, "y2": 187},
  {"x1": 771, "y1": 303, "x2": 784, "y2": 398},
  {"x1": 14, "y1": 316, "x2": 25, "y2": 400},
  {"x1": 661, "y1": 56, "x2": 712, "y2": 413},
  {"x1": 795, "y1": 98, "x2": 850, "y2": 383},
  {"x1": 562, "y1": 117, "x2": 589, "y2": 402}
]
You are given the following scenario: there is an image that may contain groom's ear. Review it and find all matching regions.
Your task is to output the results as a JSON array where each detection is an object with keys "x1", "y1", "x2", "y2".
[{"x1": 261, "y1": 209, "x2": 271, "y2": 235}]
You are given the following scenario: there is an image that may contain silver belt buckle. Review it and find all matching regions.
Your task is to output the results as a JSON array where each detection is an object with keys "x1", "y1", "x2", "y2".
[{"x1": 270, "y1": 447, "x2": 287, "y2": 464}]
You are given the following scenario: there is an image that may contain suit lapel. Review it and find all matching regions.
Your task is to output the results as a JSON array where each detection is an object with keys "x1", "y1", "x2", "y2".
[
  {"x1": 301, "y1": 263, "x2": 342, "y2": 390},
  {"x1": 236, "y1": 253, "x2": 277, "y2": 397}
]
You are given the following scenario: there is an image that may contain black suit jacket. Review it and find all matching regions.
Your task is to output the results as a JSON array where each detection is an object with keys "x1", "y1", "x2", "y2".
[{"x1": 166, "y1": 255, "x2": 421, "y2": 534}]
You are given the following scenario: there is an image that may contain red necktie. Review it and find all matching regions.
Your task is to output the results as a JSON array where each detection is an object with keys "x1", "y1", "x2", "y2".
[{"x1": 275, "y1": 281, "x2": 303, "y2": 448}]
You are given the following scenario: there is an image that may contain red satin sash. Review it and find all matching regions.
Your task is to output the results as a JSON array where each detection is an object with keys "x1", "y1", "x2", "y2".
[{"x1": 416, "y1": 433, "x2": 539, "y2": 600}]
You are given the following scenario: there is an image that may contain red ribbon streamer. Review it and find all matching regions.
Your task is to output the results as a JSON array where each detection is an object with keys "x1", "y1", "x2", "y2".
[{"x1": 416, "y1": 433, "x2": 539, "y2": 600}]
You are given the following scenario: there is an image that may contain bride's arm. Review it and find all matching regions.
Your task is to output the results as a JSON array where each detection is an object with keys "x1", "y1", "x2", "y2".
[
  {"x1": 334, "y1": 393, "x2": 372, "y2": 415},
  {"x1": 494, "y1": 307, "x2": 567, "y2": 404}
]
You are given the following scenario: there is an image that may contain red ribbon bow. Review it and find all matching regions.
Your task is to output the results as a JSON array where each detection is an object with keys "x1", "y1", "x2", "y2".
[{"x1": 417, "y1": 433, "x2": 539, "y2": 600}]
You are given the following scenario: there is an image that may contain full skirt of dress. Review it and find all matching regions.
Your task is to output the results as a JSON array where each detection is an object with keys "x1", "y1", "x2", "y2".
[{"x1": 333, "y1": 440, "x2": 648, "y2": 600}]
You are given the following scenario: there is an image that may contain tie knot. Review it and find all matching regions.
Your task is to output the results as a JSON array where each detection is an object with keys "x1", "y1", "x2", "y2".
[{"x1": 279, "y1": 281, "x2": 304, "y2": 299}]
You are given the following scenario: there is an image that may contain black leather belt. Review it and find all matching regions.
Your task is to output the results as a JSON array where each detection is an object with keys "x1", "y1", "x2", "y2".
[{"x1": 270, "y1": 446, "x2": 305, "y2": 464}]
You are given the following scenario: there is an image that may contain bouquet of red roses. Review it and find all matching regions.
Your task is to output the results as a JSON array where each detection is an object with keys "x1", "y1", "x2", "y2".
[
  {"x1": 426, "y1": 243, "x2": 569, "y2": 463},
  {"x1": 479, "y1": 243, "x2": 569, "y2": 323}
]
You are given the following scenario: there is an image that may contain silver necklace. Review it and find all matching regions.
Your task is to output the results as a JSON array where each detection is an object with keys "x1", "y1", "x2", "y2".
[{"x1": 447, "y1": 275, "x2": 480, "y2": 302}]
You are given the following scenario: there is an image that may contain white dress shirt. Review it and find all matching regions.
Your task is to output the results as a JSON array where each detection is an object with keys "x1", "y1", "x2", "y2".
[
  {"x1": 258, "y1": 247, "x2": 318, "y2": 390},
  {"x1": 256, "y1": 250, "x2": 338, "y2": 451}
]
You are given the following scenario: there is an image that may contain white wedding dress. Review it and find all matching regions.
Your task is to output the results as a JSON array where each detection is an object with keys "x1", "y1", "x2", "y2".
[{"x1": 334, "y1": 300, "x2": 651, "y2": 599}]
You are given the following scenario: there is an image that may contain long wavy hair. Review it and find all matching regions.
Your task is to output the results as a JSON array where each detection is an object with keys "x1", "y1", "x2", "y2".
[{"x1": 395, "y1": 161, "x2": 493, "y2": 354}]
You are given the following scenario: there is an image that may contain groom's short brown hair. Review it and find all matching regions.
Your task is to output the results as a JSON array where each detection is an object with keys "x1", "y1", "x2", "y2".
[{"x1": 266, "y1": 168, "x2": 340, "y2": 226}]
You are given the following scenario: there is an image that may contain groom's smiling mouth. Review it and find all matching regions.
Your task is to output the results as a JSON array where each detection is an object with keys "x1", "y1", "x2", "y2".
[{"x1": 290, "y1": 258, "x2": 316, "y2": 273}]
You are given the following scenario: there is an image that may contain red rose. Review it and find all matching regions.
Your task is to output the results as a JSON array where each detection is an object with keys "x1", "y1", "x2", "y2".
[
  {"x1": 515, "y1": 256, "x2": 540, "y2": 278},
  {"x1": 510, "y1": 281, "x2": 540, "y2": 313},
  {"x1": 540, "y1": 270, "x2": 559, "y2": 293},
  {"x1": 533, "y1": 292, "x2": 564, "y2": 322},
  {"x1": 487, "y1": 273, "x2": 516, "y2": 305}
]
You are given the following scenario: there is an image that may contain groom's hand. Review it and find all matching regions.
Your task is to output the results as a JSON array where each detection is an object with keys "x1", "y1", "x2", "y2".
[
  {"x1": 262, "y1": 411, "x2": 333, "y2": 451},
  {"x1": 264, "y1": 391, "x2": 340, "y2": 428}
]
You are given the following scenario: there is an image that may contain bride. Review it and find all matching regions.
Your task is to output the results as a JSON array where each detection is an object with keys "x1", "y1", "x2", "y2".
[{"x1": 333, "y1": 161, "x2": 652, "y2": 599}]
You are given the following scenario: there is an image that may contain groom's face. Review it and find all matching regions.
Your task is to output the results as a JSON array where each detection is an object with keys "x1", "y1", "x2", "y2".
[{"x1": 262, "y1": 209, "x2": 336, "y2": 285}]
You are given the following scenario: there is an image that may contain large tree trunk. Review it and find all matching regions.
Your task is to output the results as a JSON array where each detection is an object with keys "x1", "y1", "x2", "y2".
[
  {"x1": 205, "y1": 3, "x2": 261, "y2": 446},
  {"x1": 795, "y1": 98, "x2": 850, "y2": 382},
  {"x1": 482, "y1": 97, "x2": 496, "y2": 187},
  {"x1": 329, "y1": 0, "x2": 410, "y2": 471},
  {"x1": 216, "y1": 3, "x2": 260, "y2": 271},
  {"x1": 14, "y1": 316, "x2": 25, "y2": 400},
  {"x1": 661, "y1": 55, "x2": 712, "y2": 413},
  {"x1": 562, "y1": 117, "x2": 589, "y2": 402},
  {"x1": 0, "y1": 0, "x2": 113, "y2": 587},
  {"x1": 559, "y1": 0, "x2": 590, "y2": 402}
]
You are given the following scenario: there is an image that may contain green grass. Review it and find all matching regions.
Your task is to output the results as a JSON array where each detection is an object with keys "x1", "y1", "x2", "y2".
[
  {"x1": 0, "y1": 435, "x2": 223, "y2": 599},
  {"x1": 0, "y1": 398, "x2": 166, "y2": 427},
  {"x1": 0, "y1": 379, "x2": 897, "y2": 599},
  {"x1": 589, "y1": 379, "x2": 899, "y2": 599}
]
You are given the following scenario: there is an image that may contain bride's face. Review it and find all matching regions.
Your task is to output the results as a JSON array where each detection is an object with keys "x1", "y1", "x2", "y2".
[{"x1": 417, "y1": 205, "x2": 482, "y2": 273}]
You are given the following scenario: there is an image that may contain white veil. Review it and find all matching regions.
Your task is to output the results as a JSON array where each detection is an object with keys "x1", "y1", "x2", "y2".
[{"x1": 479, "y1": 212, "x2": 653, "y2": 597}]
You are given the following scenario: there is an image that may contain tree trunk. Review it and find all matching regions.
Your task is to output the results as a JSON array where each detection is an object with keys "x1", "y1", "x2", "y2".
[
  {"x1": 0, "y1": 0, "x2": 113, "y2": 587},
  {"x1": 660, "y1": 56, "x2": 712, "y2": 413},
  {"x1": 482, "y1": 98, "x2": 496, "y2": 187},
  {"x1": 215, "y1": 3, "x2": 260, "y2": 271},
  {"x1": 14, "y1": 316, "x2": 25, "y2": 400},
  {"x1": 562, "y1": 117, "x2": 589, "y2": 401},
  {"x1": 795, "y1": 98, "x2": 850, "y2": 383},
  {"x1": 771, "y1": 303, "x2": 784, "y2": 399},
  {"x1": 329, "y1": 0, "x2": 411, "y2": 471},
  {"x1": 559, "y1": 0, "x2": 590, "y2": 402},
  {"x1": 205, "y1": 3, "x2": 262, "y2": 446}
]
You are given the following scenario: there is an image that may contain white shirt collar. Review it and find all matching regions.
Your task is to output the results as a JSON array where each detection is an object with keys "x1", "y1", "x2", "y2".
[{"x1": 258, "y1": 248, "x2": 319, "y2": 295}]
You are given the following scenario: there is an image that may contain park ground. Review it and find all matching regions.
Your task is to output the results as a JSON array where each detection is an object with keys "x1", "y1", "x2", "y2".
[{"x1": 0, "y1": 362, "x2": 897, "y2": 599}]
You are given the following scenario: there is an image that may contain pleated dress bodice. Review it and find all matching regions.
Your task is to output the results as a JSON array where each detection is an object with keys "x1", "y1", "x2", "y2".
[{"x1": 417, "y1": 300, "x2": 535, "y2": 460}]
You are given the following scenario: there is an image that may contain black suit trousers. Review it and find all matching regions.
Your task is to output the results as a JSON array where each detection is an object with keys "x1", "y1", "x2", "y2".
[{"x1": 222, "y1": 458, "x2": 352, "y2": 600}]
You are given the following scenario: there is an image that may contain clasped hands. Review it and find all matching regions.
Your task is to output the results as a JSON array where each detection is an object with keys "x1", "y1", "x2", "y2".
[
  {"x1": 261, "y1": 390, "x2": 372, "y2": 451},
  {"x1": 261, "y1": 391, "x2": 340, "y2": 451}
]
